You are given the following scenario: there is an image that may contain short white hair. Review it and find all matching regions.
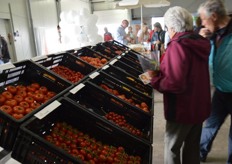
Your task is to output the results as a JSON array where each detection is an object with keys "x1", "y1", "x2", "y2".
[
  {"x1": 164, "y1": 6, "x2": 193, "y2": 32},
  {"x1": 198, "y1": 0, "x2": 227, "y2": 18}
]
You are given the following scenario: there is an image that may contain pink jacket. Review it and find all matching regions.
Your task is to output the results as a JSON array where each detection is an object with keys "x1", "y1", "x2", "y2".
[{"x1": 151, "y1": 32, "x2": 211, "y2": 124}]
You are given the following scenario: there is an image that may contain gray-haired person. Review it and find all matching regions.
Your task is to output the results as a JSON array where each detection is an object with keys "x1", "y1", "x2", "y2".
[
  {"x1": 149, "y1": 6, "x2": 211, "y2": 164},
  {"x1": 198, "y1": 0, "x2": 232, "y2": 163}
]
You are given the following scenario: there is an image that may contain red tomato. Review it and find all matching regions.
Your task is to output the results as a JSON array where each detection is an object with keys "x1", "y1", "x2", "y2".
[
  {"x1": 14, "y1": 95, "x2": 24, "y2": 103},
  {"x1": 47, "y1": 91, "x2": 56, "y2": 98},
  {"x1": 6, "y1": 85, "x2": 17, "y2": 94},
  {"x1": 13, "y1": 106, "x2": 25, "y2": 114},
  {"x1": 24, "y1": 97, "x2": 34, "y2": 104},
  {"x1": 4, "y1": 99, "x2": 17, "y2": 107},
  {"x1": 12, "y1": 113, "x2": 24, "y2": 120},
  {"x1": 30, "y1": 83, "x2": 40, "y2": 89},
  {"x1": 27, "y1": 91, "x2": 34, "y2": 97},
  {"x1": 39, "y1": 86, "x2": 48, "y2": 94},
  {"x1": 19, "y1": 101, "x2": 30, "y2": 108},
  {"x1": 0, "y1": 94, "x2": 6, "y2": 105},
  {"x1": 16, "y1": 90, "x2": 27, "y2": 98},
  {"x1": 16, "y1": 85, "x2": 26, "y2": 91},
  {"x1": 34, "y1": 93, "x2": 44, "y2": 102},
  {"x1": 26, "y1": 86, "x2": 36, "y2": 92},
  {"x1": 0, "y1": 105, "x2": 13, "y2": 114},
  {"x1": 25, "y1": 107, "x2": 34, "y2": 114},
  {"x1": 30, "y1": 102, "x2": 40, "y2": 109},
  {"x1": 2, "y1": 91, "x2": 13, "y2": 99}
]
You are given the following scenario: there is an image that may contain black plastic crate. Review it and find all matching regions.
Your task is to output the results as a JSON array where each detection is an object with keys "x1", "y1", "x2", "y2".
[
  {"x1": 117, "y1": 55, "x2": 143, "y2": 72},
  {"x1": 122, "y1": 50, "x2": 142, "y2": 65},
  {"x1": 0, "y1": 60, "x2": 72, "y2": 151},
  {"x1": 90, "y1": 44, "x2": 118, "y2": 59},
  {"x1": 72, "y1": 47, "x2": 111, "y2": 68},
  {"x1": 108, "y1": 40, "x2": 129, "y2": 51},
  {"x1": 100, "y1": 42, "x2": 124, "y2": 55},
  {"x1": 65, "y1": 77, "x2": 153, "y2": 142},
  {"x1": 12, "y1": 98, "x2": 152, "y2": 164},
  {"x1": 32, "y1": 52, "x2": 96, "y2": 84},
  {"x1": 108, "y1": 58, "x2": 143, "y2": 80},
  {"x1": 87, "y1": 72, "x2": 153, "y2": 113},
  {"x1": 100, "y1": 64, "x2": 153, "y2": 97}
]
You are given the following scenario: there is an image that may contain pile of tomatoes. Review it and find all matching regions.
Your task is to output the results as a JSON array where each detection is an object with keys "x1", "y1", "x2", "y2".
[
  {"x1": 79, "y1": 56, "x2": 108, "y2": 68},
  {"x1": 44, "y1": 122, "x2": 142, "y2": 164},
  {"x1": 100, "y1": 84, "x2": 149, "y2": 113},
  {"x1": 0, "y1": 83, "x2": 56, "y2": 120},
  {"x1": 51, "y1": 65, "x2": 84, "y2": 83},
  {"x1": 105, "y1": 112, "x2": 143, "y2": 137}
]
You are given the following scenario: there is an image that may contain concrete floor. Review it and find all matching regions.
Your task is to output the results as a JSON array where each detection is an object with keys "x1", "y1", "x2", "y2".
[{"x1": 152, "y1": 89, "x2": 230, "y2": 164}]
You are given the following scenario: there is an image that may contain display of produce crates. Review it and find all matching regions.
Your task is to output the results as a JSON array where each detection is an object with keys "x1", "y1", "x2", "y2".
[
  {"x1": 31, "y1": 52, "x2": 96, "y2": 84},
  {"x1": 65, "y1": 77, "x2": 153, "y2": 142},
  {"x1": 100, "y1": 64, "x2": 153, "y2": 97},
  {"x1": 90, "y1": 44, "x2": 118, "y2": 59},
  {"x1": 12, "y1": 97, "x2": 152, "y2": 164},
  {"x1": 0, "y1": 60, "x2": 72, "y2": 151}
]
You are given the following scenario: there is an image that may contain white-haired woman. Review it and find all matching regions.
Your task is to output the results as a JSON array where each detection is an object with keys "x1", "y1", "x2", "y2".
[{"x1": 149, "y1": 6, "x2": 211, "y2": 164}]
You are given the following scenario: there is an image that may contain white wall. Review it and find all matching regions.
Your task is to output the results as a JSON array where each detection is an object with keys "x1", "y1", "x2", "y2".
[{"x1": 94, "y1": 9, "x2": 130, "y2": 39}]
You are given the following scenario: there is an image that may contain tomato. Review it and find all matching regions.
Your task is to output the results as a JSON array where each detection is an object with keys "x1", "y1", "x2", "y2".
[
  {"x1": 14, "y1": 95, "x2": 24, "y2": 103},
  {"x1": 27, "y1": 91, "x2": 34, "y2": 97},
  {"x1": 19, "y1": 101, "x2": 30, "y2": 108},
  {"x1": 46, "y1": 91, "x2": 56, "y2": 98},
  {"x1": 24, "y1": 97, "x2": 34, "y2": 103},
  {"x1": 6, "y1": 85, "x2": 17, "y2": 94},
  {"x1": 2, "y1": 91, "x2": 13, "y2": 99},
  {"x1": 13, "y1": 106, "x2": 25, "y2": 114},
  {"x1": 34, "y1": 93, "x2": 44, "y2": 102},
  {"x1": 4, "y1": 99, "x2": 17, "y2": 107},
  {"x1": 16, "y1": 85, "x2": 26, "y2": 91},
  {"x1": 30, "y1": 83, "x2": 40, "y2": 89},
  {"x1": 16, "y1": 90, "x2": 27, "y2": 98},
  {"x1": 0, "y1": 105, "x2": 13, "y2": 114},
  {"x1": 30, "y1": 102, "x2": 40, "y2": 109},
  {"x1": 0, "y1": 94, "x2": 6, "y2": 105},
  {"x1": 43, "y1": 95, "x2": 50, "y2": 103},
  {"x1": 26, "y1": 86, "x2": 36, "y2": 92},
  {"x1": 12, "y1": 113, "x2": 24, "y2": 120},
  {"x1": 16, "y1": 90, "x2": 27, "y2": 97},
  {"x1": 25, "y1": 107, "x2": 34, "y2": 114},
  {"x1": 39, "y1": 86, "x2": 48, "y2": 94}
]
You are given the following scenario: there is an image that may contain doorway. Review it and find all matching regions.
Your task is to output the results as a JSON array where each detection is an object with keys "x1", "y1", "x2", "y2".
[{"x1": 0, "y1": 19, "x2": 16, "y2": 62}]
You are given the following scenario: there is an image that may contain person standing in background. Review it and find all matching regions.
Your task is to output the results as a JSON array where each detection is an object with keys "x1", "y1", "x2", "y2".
[
  {"x1": 198, "y1": 0, "x2": 232, "y2": 163},
  {"x1": 127, "y1": 26, "x2": 136, "y2": 44},
  {"x1": 137, "y1": 24, "x2": 150, "y2": 43},
  {"x1": 115, "y1": 20, "x2": 131, "y2": 45},
  {"x1": 0, "y1": 35, "x2": 10, "y2": 65},
  {"x1": 149, "y1": 6, "x2": 211, "y2": 164},
  {"x1": 103, "y1": 27, "x2": 114, "y2": 41},
  {"x1": 150, "y1": 22, "x2": 166, "y2": 51}
]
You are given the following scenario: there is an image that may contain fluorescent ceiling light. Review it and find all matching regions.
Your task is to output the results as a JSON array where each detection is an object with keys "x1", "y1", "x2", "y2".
[
  {"x1": 118, "y1": 0, "x2": 139, "y2": 6},
  {"x1": 144, "y1": 0, "x2": 170, "y2": 7}
]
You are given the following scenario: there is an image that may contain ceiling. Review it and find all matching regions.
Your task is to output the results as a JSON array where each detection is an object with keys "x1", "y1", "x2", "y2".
[{"x1": 91, "y1": 0, "x2": 232, "y2": 18}]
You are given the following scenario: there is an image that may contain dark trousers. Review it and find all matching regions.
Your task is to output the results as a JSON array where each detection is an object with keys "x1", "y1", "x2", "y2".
[
  {"x1": 165, "y1": 121, "x2": 202, "y2": 164},
  {"x1": 200, "y1": 89, "x2": 232, "y2": 164}
]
